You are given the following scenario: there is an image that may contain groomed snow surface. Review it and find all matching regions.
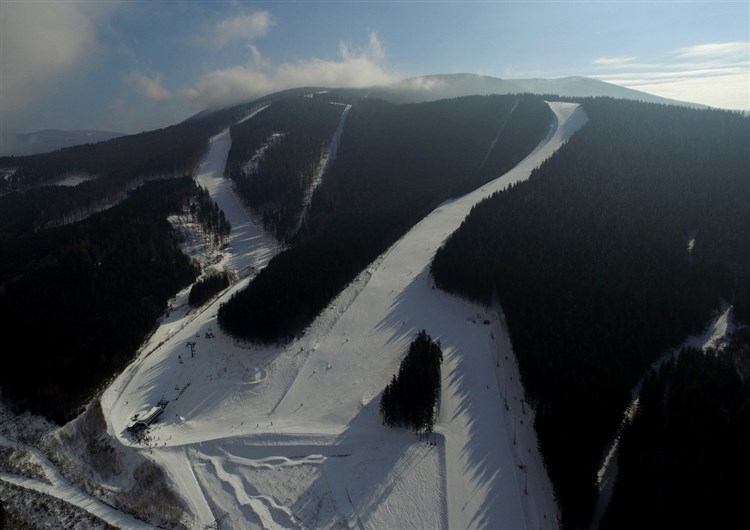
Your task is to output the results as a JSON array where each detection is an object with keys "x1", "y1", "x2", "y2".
[{"x1": 11, "y1": 102, "x2": 588, "y2": 530}]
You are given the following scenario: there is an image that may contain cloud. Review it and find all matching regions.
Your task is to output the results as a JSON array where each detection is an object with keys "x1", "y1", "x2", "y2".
[
  {"x1": 0, "y1": 2, "x2": 116, "y2": 119},
  {"x1": 126, "y1": 72, "x2": 171, "y2": 100},
  {"x1": 399, "y1": 76, "x2": 447, "y2": 91},
  {"x1": 671, "y1": 41, "x2": 749, "y2": 59},
  {"x1": 628, "y1": 74, "x2": 749, "y2": 111},
  {"x1": 184, "y1": 32, "x2": 398, "y2": 109},
  {"x1": 208, "y1": 10, "x2": 273, "y2": 48},
  {"x1": 246, "y1": 44, "x2": 271, "y2": 68},
  {"x1": 590, "y1": 41, "x2": 750, "y2": 110},
  {"x1": 592, "y1": 56, "x2": 638, "y2": 67}
]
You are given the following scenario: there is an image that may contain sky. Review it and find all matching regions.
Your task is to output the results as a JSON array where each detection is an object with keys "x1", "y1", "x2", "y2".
[{"x1": 1, "y1": 0, "x2": 748, "y2": 134}]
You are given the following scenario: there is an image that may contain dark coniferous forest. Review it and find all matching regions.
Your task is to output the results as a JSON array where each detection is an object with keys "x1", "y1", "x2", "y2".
[
  {"x1": 431, "y1": 98, "x2": 749, "y2": 527},
  {"x1": 600, "y1": 347, "x2": 750, "y2": 530},
  {"x1": 0, "y1": 101, "x2": 250, "y2": 423},
  {"x1": 0, "y1": 177, "x2": 229, "y2": 423},
  {"x1": 380, "y1": 330, "x2": 443, "y2": 433},
  {"x1": 188, "y1": 271, "x2": 230, "y2": 308}
]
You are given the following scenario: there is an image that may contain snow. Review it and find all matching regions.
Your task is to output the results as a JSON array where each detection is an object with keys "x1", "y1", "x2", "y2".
[
  {"x1": 686, "y1": 304, "x2": 735, "y2": 353},
  {"x1": 237, "y1": 104, "x2": 272, "y2": 125},
  {"x1": 54, "y1": 174, "x2": 96, "y2": 187},
  {"x1": 241, "y1": 132, "x2": 285, "y2": 176},
  {"x1": 194, "y1": 123, "x2": 280, "y2": 278},
  {"x1": 4, "y1": 101, "x2": 587, "y2": 529}
]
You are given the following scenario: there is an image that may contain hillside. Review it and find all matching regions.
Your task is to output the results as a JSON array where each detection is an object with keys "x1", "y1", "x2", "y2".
[
  {"x1": 431, "y1": 98, "x2": 750, "y2": 527},
  {"x1": 0, "y1": 97, "x2": 585, "y2": 529},
  {"x1": 218, "y1": 94, "x2": 553, "y2": 341},
  {"x1": 0, "y1": 81, "x2": 747, "y2": 530}
]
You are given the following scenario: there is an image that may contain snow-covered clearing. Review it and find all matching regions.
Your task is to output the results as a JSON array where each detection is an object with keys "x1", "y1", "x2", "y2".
[
  {"x1": 54, "y1": 173, "x2": 96, "y2": 187},
  {"x1": 5, "y1": 102, "x2": 586, "y2": 529}
]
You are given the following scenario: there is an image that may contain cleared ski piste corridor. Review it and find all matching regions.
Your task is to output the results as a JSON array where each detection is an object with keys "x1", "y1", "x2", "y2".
[{"x1": 87, "y1": 100, "x2": 588, "y2": 529}]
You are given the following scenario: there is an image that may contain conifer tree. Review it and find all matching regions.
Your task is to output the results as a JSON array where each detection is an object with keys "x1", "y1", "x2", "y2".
[{"x1": 380, "y1": 330, "x2": 443, "y2": 433}]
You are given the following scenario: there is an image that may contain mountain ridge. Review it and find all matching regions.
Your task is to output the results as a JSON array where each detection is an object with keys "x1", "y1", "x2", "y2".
[
  {"x1": 1, "y1": 85, "x2": 747, "y2": 530},
  {"x1": 377, "y1": 73, "x2": 707, "y2": 108},
  {"x1": 0, "y1": 129, "x2": 125, "y2": 157}
]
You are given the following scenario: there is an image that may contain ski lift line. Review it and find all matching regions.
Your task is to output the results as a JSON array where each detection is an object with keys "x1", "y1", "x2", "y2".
[
  {"x1": 236, "y1": 104, "x2": 272, "y2": 125},
  {"x1": 476, "y1": 100, "x2": 519, "y2": 173},
  {"x1": 203, "y1": 511, "x2": 229, "y2": 530}
]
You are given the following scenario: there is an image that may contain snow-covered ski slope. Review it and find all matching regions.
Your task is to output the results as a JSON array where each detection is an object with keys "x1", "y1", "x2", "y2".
[{"x1": 99, "y1": 101, "x2": 587, "y2": 529}]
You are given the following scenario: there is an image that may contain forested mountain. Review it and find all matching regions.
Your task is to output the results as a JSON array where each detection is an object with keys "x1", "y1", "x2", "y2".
[
  {"x1": 217, "y1": 94, "x2": 552, "y2": 341},
  {"x1": 431, "y1": 98, "x2": 749, "y2": 527},
  {"x1": 0, "y1": 177, "x2": 229, "y2": 423},
  {"x1": 1, "y1": 80, "x2": 746, "y2": 529},
  {"x1": 0, "y1": 103, "x2": 257, "y2": 233}
]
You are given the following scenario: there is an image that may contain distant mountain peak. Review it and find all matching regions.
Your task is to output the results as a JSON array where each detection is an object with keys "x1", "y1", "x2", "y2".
[
  {"x1": 1, "y1": 129, "x2": 125, "y2": 157},
  {"x1": 383, "y1": 73, "x2": 704, "y2": 108}
]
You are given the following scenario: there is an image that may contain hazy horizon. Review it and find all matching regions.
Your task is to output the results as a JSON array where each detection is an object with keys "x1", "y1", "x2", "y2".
[{"x1": 1, "y1": 1, "x2": 747, "y2": 134}]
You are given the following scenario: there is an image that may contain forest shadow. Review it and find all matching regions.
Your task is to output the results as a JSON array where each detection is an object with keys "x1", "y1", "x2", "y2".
[{"x1": 372, "y1": 266, "x2": 523, "y2": 529}]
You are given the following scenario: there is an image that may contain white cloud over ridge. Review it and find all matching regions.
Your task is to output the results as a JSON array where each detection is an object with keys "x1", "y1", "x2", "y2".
[
  {"x1": 125, "y1": 72, "x2": 171, "y2": 101},
  {"x1": 592, "y1": 41, "x2": 750, "y2": 110},
  {"x1": 184, "y1": 31, "x2": 398, "y2": 110}
]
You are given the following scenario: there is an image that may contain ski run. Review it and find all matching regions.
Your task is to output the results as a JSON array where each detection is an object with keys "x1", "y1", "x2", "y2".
[{"x1": 7, "y1": 101, "x2": 588, "y2": 529}]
